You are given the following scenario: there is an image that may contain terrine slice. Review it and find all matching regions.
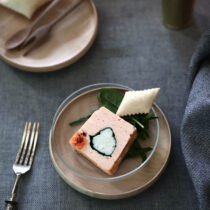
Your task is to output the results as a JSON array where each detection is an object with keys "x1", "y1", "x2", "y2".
[{"x1": 69, "y1": 107, "x2": 137, "y2": 175}]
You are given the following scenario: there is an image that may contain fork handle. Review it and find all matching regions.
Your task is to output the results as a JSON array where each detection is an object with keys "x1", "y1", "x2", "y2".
[
  {"x1": 4, "y1": 200, "x2": 17, "y2": 210},
  {"x1": 5, "y1": 174, "x2": 21, "y2": 210}
]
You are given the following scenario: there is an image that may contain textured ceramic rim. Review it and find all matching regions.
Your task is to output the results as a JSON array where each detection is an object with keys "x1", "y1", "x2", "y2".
[
  {"x1": 50, "y1": 83, "x2": 160, "y2": 181},
  {"x1": 0, "y1": 0, "x2": 98, "y2": 72}
]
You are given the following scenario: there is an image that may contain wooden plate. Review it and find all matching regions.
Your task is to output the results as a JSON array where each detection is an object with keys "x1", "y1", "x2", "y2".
[
  {"x1": 49, "y1": 84, "x2": 171, "y2": 199},
  {"x1": 0, "y1": 0, "x2": 98, "y2": 72}
]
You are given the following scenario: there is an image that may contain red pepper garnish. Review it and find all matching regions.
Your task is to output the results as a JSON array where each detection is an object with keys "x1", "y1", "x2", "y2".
[{"x1": 70, "y1": 131, "x2": 87, "y2": 150}]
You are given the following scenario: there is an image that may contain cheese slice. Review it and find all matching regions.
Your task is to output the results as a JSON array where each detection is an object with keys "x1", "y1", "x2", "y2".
[
  {"x1": 116, "y1": 88, "x2": 160, "y2": 116},
  {"x1": 0, "y1": 0, "x2": 52, "y2": 18}
]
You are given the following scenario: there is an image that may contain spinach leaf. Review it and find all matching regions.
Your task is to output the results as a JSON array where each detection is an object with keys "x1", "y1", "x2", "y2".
[
  {"x1": 125, "y1": 139, "x2": 152, "y2": 161},
  {"x1": 69, "y1": 110, "x2": 96, "y2": 126},
  {"x1": 97, "y1": 88, "x2": 123, "y2": 113},
  {"x1": 123, "y1": 112, "x2": 157, "y2": 140}
]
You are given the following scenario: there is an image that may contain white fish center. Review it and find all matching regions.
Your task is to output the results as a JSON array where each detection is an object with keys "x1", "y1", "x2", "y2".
[{"x1": 91, "y1": 128, "x2": 116, "y2": 156}]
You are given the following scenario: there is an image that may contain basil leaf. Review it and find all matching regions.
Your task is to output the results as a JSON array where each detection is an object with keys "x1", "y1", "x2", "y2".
[{"x1": 97, "y1": 88, "x2": 123, "y2": 113}]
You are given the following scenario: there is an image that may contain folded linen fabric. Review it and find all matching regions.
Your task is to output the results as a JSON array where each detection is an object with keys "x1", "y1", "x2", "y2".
[
  {"x1": 181, "y1": 29, "x2": 210, "y2": 210},
  {"x1": 0, "y1": 0, "x2": 52, "y2": 18}
]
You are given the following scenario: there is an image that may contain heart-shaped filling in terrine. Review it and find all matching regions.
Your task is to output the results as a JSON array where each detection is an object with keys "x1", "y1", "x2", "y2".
[{"x1": 90, "y1": 127, "x2": 117, "y2": 156}]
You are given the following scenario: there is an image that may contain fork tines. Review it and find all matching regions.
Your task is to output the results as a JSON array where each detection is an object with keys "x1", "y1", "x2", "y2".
[{"x1": 15, "y1": 122, "x2": 39, "y2": 166}]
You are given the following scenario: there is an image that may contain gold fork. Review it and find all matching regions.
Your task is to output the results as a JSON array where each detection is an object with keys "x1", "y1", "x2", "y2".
[{"x1": 5, "y1": 122, "x2": 39, "y2": 210}]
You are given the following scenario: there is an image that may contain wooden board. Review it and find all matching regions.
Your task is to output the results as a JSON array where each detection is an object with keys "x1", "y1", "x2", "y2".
[
  {"x1": 49, "y1": 86, "x2": 171, "y2": 199},
  {"x1": 0, "y1": 0, "x2": 98, "y2": 72}
]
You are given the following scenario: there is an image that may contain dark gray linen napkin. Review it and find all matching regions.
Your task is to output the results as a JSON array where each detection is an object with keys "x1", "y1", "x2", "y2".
[{"x1": 181, "y1": 29, "x2": 210, "y2": 210}]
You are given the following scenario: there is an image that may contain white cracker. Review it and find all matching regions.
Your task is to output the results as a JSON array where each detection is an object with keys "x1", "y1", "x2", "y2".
[
  {"x1": 0, "y1": 0, "x2": 52, "y2": 18},
  {"x1": 116, "y1": 88, "x2": 160, "y2": 116}
]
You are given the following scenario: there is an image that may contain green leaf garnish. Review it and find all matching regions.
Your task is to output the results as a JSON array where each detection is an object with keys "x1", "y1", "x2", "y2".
[
  {"x1": 130, "y1": 116, "x2": 144, "y2": 129},
  {"x1": 97, "y1": 88, "x2": 123, "y2": 113},
  {"x1": 125, "y1": 140, "x2": 152, "y2": 161},
  {"x1": 69, "y1": 110, "x2": 96, "y2": 126},
  {"x1": 123, "y1": 113, "x2": 157, "y2": 140}
]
